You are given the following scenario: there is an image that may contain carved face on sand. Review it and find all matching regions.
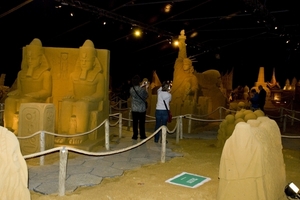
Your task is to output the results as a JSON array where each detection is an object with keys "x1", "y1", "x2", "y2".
[
  {"x1": 183, "y1": 58, "x2": 193, "y2": 71},
  {"x1": 25, "y1": 47, "x2": 42, "y2": 76},
  {"x1": 79, "y1": 51, "x2": 95, "y2": 71},
  {"x1": 78, "y1": 48, "x2": 96, "y2": 80}
]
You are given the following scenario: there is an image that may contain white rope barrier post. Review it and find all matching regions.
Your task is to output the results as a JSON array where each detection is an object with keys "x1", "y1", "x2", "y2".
[
  {"x1": 283, "y1": 114, "x2": 287, "y2": 133},
  {"x1": 291, "y1": 110, "x2": 295, "y2": 126},
  {"x1": 219, "y1": 107, "x2": 222, "y2": 120},
  {"x1": 105, "y1": 119, "x2": 110, "y2": 150},
  {"x1": 280, "y1": 107, "x2": 283, "y2": 122},
  {"x1": 180, "y1": 115, "x2": 183, "y2": 139},
  {"x1": 161, "y1": 126, "x2": 167, "y2": 163},
  {"x1": 188, "y1": 114, "x2": 191, "y2": 134},
  {"x1": 59, "y1": 147, "x2": 68, "y2": 196},
  {"x1": 127, "y1": 109, "x2": 131, "y2": 131},
  {"x1": 39, "y1": 131, "x2": 45, "y2": 166},
  {"x1": 109, "y1": 106, "x2": 112, "y2": 121},
  {"x1": 119, "y1": 113, "x2": 122, "y2": 138},
  {"x1": 176, "y1": 117, "x2": 180, "y2": 144}
]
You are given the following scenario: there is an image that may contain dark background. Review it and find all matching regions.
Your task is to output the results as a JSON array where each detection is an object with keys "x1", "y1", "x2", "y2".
[{"x1": 0, "y1": 0, "x2": 299, "y2": 89}]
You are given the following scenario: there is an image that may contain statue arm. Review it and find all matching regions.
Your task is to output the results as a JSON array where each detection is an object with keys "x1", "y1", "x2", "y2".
[
  {"x1": 94, "y1": 73, "x2": 105, "y2": 101},
  {"x1": 7, "y1": 71, "x2": 22, "y2": 96},
  {"x1": 63, "y1": 73, "x2": 75, "y2": 99},
  {"x1": 82, "y1": 73, "x2": 105, "y2": 102},
  {"x1": 174, "y1": 30, "x2": 187, "y2": 70},
  {"x1": 25, "y1": 71, "x2": 52, "y2": 100},
  {"x1": 177, "y1": 30, "x2": 187, "y2": 60}
]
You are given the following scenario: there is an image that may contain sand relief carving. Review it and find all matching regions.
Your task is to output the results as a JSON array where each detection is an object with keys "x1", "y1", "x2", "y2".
[
  {"x1": 4, "y1": 38, "x2": 52, "y2": 134},
  {"x1": 18, "y1": 103, "x2": 55, "y2": 155},
  {"x1": 56, "y1": 39, "x2": 105, "y2": 145},
  {"x1": 0, "y1": 126, "x2": 31, "y2": 199}
]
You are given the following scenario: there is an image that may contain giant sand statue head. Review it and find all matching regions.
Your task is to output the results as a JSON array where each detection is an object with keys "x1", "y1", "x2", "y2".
[
  {"x1": 79, "y1": 39, "x2": 96, "y2": 79},
  {"x1": 201, "y1": 69, "x2": 222, "y2": 88},
  {"x1": 25, "y1": 38, "x2": 44, "y2": 77}
]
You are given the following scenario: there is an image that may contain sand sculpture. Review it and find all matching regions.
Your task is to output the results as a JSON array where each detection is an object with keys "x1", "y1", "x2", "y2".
[
  {"x1": 171, "y1": 30, "x2": 199, "y2": 115},
  {"x1": 57, "y1": 40, "x2": 105, "y2": 145},
  {"x1": 3, "y1": 38, "x2": 110, "y2": 151},
  {"x1": 170, "y1": 30, "x2": 227, "y2": 119},
  {"x1": 217, "y1": 117, "x2": 286, "y2": 200},
  {"x1": 196, "y1": 69, "x2": 228, "y2": 118},
  {"x1": 4, "y1": 38, "x2": 52, "y2": 134},
  {"x1": 0, "y1": 126, "x2": 30, "y2": 199}
]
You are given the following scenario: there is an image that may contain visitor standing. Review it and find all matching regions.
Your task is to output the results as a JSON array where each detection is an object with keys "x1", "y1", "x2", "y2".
[
  {"x1": 249, "y1": 89, "x2": 259, "y2": 111},
  {"x1": 130, "y1": 75, "x2": 148, "y2": 140},
  {"x1": 258, "y1": 85, "x2": 266, "y2": 113},
  {"x1": 154, "y1": 81, "x2": 172, "y2": 143}
]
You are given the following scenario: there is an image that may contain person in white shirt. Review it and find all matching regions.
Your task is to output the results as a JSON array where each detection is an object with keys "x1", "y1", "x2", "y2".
[{"x1": 154, "y1": 81, "x2": 172, "y2": 143}]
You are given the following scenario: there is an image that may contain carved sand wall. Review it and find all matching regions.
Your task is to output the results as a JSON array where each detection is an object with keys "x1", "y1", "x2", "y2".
[{"x1": 18, "y1": 103, "x2": 55, "y2": 155}]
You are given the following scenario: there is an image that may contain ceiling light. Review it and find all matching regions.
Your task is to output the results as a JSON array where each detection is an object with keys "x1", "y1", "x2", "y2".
[
  {"x1": 134, "y1": 29, "x2": 142, "y2": 37},
  {"x1": 173, "y1": 40, "x2": 179, "y2": 46},
  {"x1": 164, "y1": 4, "x2": 172, "y2": 13}
]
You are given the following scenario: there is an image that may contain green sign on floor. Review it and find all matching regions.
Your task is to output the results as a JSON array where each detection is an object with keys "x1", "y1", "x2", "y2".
[{"x1": 165, "y1": 172, "x2": 211, "y2": 188}]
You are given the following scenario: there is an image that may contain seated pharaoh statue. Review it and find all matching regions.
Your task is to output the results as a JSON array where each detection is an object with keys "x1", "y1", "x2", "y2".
[
  {"x1": 56, "y1": 39, "x2": 105, "y2": 145},
  {"x1": 171, "y1": 30, "x2": 199, "y2": 113},
  {"x1": 4, "y1": 38, "x2": 52, "y2": 133}
]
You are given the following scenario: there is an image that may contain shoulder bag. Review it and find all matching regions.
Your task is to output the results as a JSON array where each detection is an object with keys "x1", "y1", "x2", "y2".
[{"x1": 133, "y1": 86, "x2": 148, "y2": 109}]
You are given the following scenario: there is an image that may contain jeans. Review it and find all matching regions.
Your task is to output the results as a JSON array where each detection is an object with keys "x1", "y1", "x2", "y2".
[
  {"x1": 154, "y1": 109, "x2": 168, "y2": 142},
  {"x1": 131, "y1": 111, "x2": 146, "y2": 139}
]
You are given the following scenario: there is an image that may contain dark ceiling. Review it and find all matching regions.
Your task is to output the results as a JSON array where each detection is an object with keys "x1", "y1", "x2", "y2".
[{"x1": 1, "y1": 0, "x2": 299, "y2": 88}]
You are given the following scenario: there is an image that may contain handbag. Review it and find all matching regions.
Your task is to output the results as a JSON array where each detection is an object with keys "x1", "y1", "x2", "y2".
[
  {"x1": 133, "y1": 86, "x2": 148, "y2": 109},
  {"x1": 163, "y1": 100, "x2": 172, "y2": 123}
]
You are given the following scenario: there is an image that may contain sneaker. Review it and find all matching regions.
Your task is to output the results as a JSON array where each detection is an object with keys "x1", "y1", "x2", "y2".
[{"x1": 140, "y1": 136, "x2": 147, "y2": 140}]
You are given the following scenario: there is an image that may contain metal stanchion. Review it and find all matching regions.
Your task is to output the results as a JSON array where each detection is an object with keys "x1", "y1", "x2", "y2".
[
  {"x1": 40, "y1": 131, "x2": 45, "y2": 166},
  {"x1": 161, "y1": 126, "x2": 166, "y2": 163},
  {"x1": 127, "y1": 109, "x2": 131, "y2": 131},
  {"x1": 119, "y1": 113, "x2": 122, "y2": 138},
  {"x1": 280, "y1": 107, "x2": 283, "y2": 122},
  {"x1": 291, "y1": 110, "x2": 295, "y2": 126},
  {"x1": 105, "y1": 119, "x2": 110, "y2": 150},
  {"x1": 179, "y1": 115, "x2": 183, "y2": 139},
  {"x1": 188, "y1": 114, "x2": 191, "y2": 134},
  {"x1": 176, "y1": 117, "x2": 180, "y2": 144},
  {"x1": 283, "y1": 114, "x2": 287, "y2": 133},
  {"x1": 59, "y1": 147, "x2": 68, "y2": 196}
]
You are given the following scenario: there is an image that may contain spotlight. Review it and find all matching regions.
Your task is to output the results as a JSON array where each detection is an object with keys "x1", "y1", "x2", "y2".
[{"x1": 285, "y1": 182, "x2": 300, "y2": 199}]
